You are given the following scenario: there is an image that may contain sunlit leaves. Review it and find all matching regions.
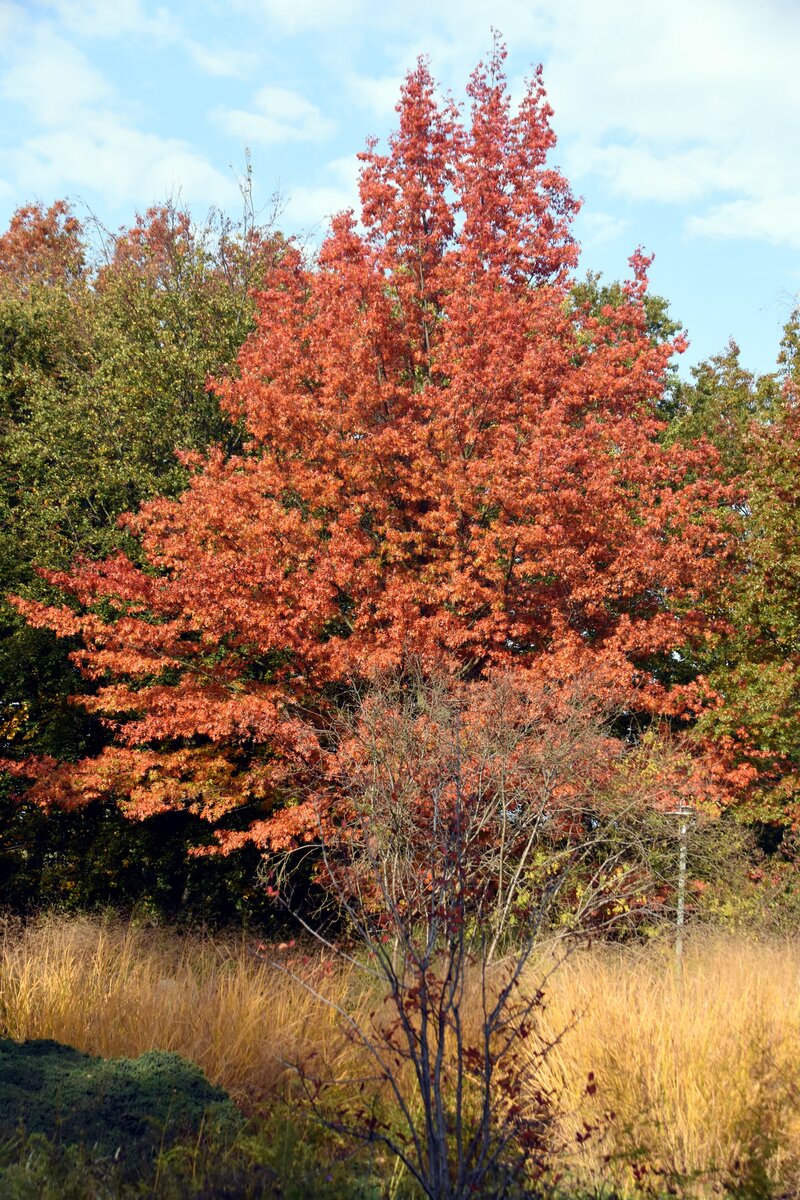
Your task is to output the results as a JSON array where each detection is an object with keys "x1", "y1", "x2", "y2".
[{"x1": 9, "y1": 46, "x2": 732, "y2": 849}]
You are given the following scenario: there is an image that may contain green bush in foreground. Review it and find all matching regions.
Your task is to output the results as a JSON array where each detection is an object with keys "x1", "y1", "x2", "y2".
[{"x1": 0, "y1": 1038, "x2": 240, "y2": 1165}]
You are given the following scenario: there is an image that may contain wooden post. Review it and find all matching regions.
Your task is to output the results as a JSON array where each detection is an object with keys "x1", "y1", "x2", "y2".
[{"x1": 668, "y1": 803, "x2": 693, "y2": 970}]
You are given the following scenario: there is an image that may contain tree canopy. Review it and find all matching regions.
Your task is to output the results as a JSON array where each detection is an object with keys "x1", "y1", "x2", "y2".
[{"x1": 5, "y1": 46, "x2": 737, "y2": 854}]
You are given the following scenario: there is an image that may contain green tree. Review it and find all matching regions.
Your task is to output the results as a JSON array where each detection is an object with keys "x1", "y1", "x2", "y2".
[
  {"x1": 667, "y1": 313, "x2": 800, "y2": 832},
  {"x1": 0, "y1": 195, "x2": 282, "y2": 916},
  {"x1": 668, "y1": 338, "x2": 780, "y2": 481},
  {"x1": 696, "y1": 385, "x2": 800, "y2": 827}
]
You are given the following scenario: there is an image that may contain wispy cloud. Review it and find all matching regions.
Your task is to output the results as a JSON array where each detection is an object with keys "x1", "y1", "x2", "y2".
[
  {"x1": 31, "y1": 0, "x2": 254, "y2": 78},
  {"x1": 216, "y1": 86, "x2": 335, "y2": 147},
  {"x1": 186, "y1": 42, "x2": 256, "y2": 79},
  {"x1": 33, "y1": 0, "x2": 178, "y2": 42},
  {"x1": 0, "y1": 17, "x2": 238, "y2": 213},
  {"x1": 1, "y1": 29, "x2": 112, "y2": 127},
  {"x1": 531, "y1": 0, "x2": 800, "y2": 246},
  {"x1": 345, "y1": 71, "x2": 403, "y2": 119},
  {"x1": 578, "y1": 211, "x2": 630, "y2": 249},
  {"x1": 282, "y1": 154, "x2": 360, "y2": 232},
  {"x1": 688, "y1": 197, "x2": 800, "y2": 251},
  {"x1": 11, "y1": 120, "x2": 238, "y2": 210},
  {"x1": 246, "y1": 0, "x2": 366, "y2": 35}
]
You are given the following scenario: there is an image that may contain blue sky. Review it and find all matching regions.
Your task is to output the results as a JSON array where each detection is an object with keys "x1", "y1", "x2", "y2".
[{"x1": 1, "y1": 0, "x2": 799, "y2": 377}]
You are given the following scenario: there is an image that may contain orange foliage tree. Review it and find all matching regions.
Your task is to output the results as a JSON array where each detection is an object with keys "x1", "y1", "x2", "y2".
[
  {"x1": 0, "y1": 200, "x2": 85, "y2": 291},
  {"x1": 9, "y1": 46, "x2": 733, "y2": 851}
]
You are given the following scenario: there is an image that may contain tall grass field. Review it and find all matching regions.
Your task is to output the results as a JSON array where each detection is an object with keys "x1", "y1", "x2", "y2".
[{"x1": 2, "y1": 915, "x2": 799, "y2": 1197}]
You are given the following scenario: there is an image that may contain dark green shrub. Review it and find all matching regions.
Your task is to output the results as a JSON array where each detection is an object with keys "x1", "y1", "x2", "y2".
[{"x1": 0, "y1": 1038, "x2": 240, "y2": 1166}]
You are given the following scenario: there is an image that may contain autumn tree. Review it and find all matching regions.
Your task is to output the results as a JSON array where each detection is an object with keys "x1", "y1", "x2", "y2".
[
  {"x1": 692, "y1": 383, "x2": 800, "y2": 830},
  {"x1": 569, "y1": 269, "x2": 685, "y2": 422},
  {"x1": 7, "y1": 46, "x2": 733, "y2": 854},
  {"x1": 0, "y1": 194, "x2": 281, "y2": 915},
  {"x1": 660, "y1": 314, "x2": 800, "y2": 836},
  {"x1": 1, "y1": 196, "x2": 278, "y2": 586}
]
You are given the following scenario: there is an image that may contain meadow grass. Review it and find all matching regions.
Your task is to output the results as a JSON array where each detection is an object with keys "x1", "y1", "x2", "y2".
[
  {"x1": 539, "y1": 937, "x2": 800, "y2": 1196},
  {"x1": 0, "y1": 913, "x2": 369, "y2": 1112},
  {"x1": 2, "y1": 914, "x2": 800, "y2": 1196}
]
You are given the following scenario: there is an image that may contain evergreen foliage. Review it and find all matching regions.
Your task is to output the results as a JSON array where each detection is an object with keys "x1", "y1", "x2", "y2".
[{"x1": 0, "y1": 1038, "x2": 240, "y2": 1165}]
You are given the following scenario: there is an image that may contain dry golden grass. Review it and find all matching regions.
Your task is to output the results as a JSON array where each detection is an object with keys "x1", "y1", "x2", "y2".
[
  {"x1": 538, "y1": 937, "x2": 800, "y2": 1196},
  {"x1": 3, "y1": 915, "x2": 800, "y2": 1195},
  {"x1": 0, "y1": 913, "x2": 366, "y2": 1111}
]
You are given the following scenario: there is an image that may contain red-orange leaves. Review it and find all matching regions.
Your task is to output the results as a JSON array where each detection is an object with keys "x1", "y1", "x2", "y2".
[
  {"x1": 0, "y1": 200, "x2": 85, "y2": 291},
  {"x1": 10, "y1": 45, "x2": 731, "y2": 849}
]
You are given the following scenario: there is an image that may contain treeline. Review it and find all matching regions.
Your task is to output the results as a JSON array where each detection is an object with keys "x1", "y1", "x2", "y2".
[
  {"x1": 0, "y1": 196, "x2": 283, "y2": 919},
  {"x1": 2, "y1": 55, "x2": 800, "y2": 928}
]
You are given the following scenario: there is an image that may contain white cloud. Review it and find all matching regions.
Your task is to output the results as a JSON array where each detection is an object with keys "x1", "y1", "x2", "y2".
[
  {"x1": 30, "y1": 0, "x2": 253, "y2": 78},
  {"x1": 578, "y1": 210, "x2": 629, "y2": 248},
  {"x1": 0, "y1": 13, "x2": 238, "y2": 214},
  {"x1": 186, "y1": 41, "x2": 256, "y2": 78},
  {"x1": 282, "y1": 154, "x2": 360, "y2": 233},
  {"x1": 566, "y1": 144, "x2": 739, "y2": 206},
  {"x1": 688, "y1": 197, "x2": 800, "y2": 250},
  {"x1": 0, "y1": 30, "x2": 112, "y2": 127},
  {"x1": 247, "y1": 0, "x2": 365, "y2": 35},
  {"x1": 34, "y1": 0, "x2": 178, "y2": 42},
  {"x1": 11, "y1": 118, "x2": 239, "y2": 210},
  {"x1": 0, "y1": 1, "x2": 22, "y2": 44},
  {"x1": 346, "y1": 72, "x2": 403, "y2": 119},
  {"x1": 216, "y1": 86, "x2": 335, "y2": 146}
]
